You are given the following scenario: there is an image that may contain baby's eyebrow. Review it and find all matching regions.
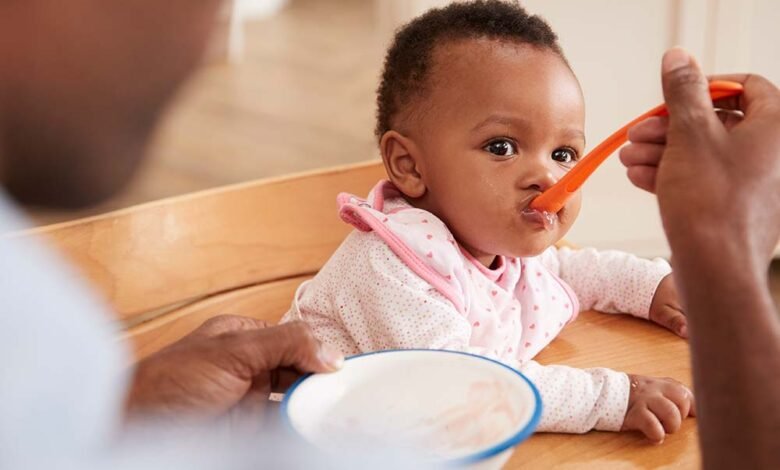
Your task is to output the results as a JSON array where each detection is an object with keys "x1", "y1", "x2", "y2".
[
  {"x1": 562, "y1": 128, "x2": 586, "y2": 147},
  {"x1": 470, "y1": 114, "x2": 532, "y2": 133},
  {"x1": 471, "y1": 114, "x2": 586, "y2": 146}
]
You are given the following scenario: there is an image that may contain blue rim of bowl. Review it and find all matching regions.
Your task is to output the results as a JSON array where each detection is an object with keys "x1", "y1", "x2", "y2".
[{"x1": 280, "y1": 349, "x2": 543, "y2": 466}]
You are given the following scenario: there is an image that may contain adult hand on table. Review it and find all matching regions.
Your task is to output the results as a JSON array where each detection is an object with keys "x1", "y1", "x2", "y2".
[{"x1": 126, "y1": 317, "x2": 343, "y2": 424}]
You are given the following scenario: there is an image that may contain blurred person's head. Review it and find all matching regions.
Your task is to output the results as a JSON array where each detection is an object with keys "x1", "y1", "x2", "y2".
[{"x1": 0, "y1": 0, "x2": 223, "y2": 208}]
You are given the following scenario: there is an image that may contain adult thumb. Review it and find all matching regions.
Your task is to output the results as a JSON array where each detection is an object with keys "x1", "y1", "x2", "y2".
[{"x1": 661, "y1": 47, "x2": 719, "y2": 130}]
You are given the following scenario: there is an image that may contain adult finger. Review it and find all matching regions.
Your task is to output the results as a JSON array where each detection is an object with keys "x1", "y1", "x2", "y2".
[
  {"x1": 627, "y1": 116, "x2": 669, "y2": 144},
  {"x1": 272, "y1": 367, "x2": 304, "y2": 393},
  {"x1": 709, "y1": 73, "x2": 780, "y2": 114},
  {"x1": 619, "y1": 143, "x2": 665, "y2": 167},
  {"x1": 191, "y1": 314, "x2": 270, "y2": 339},
  {"x1": 221, "y1": 321, "x2": 344, "y2": 381},
  {"x1": 715, "y1": 108, "x2": 744, "y2": 130},
  {"x1": 626, "y1": 165, "x2": 658, "y2": 193},
  {"x1": 661, "y1": 48, "x2": 722, "y2": 133},
  {"x1": 232, "y1": 377, "x2": 274, "y2": 431}
]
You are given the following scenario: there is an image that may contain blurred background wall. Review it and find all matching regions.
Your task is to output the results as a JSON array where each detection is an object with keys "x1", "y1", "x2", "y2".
[{"x1": 28, "y1": 0, "x2": 780, "y2": 259}]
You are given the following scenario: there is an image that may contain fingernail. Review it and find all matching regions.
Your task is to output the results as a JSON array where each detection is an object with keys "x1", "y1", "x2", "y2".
[
  {"x1": 663, "y1": 47, "x2": 691, "y2": 73},
  {"x1": 319, "y1": 344, "x2": 344, "y2": 370}
]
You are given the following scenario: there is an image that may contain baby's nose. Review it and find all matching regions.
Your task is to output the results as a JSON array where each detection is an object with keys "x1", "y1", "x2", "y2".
[{"x1": 521, "y1": 159, "x2": 557, "y2": 192}]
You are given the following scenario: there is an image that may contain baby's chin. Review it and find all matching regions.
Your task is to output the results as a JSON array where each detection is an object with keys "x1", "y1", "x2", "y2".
[{"x1": 501, "y1": 235, "x2": 561, "y2": 259}]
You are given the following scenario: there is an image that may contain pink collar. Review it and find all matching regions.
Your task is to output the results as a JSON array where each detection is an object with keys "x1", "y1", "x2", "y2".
[{"x1": 459, "y1": 246, "x2": 506, "y2": 282}]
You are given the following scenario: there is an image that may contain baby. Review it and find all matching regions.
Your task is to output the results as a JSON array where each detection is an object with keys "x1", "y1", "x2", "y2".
[{"x1": 283, "y1": 0, "x2": 694, "y2": 441}]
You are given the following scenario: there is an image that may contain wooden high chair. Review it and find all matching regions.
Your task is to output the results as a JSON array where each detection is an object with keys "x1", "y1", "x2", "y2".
[
  {"x1": 19, "y1": 161, "x2": 700, "y2": 469},
  {"x1": 22, "y1": 161, "x2": 385, "y2": 358}
]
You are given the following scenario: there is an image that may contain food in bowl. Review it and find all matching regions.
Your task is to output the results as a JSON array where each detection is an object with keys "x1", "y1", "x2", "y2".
[{"x1": 282, "y1": 349, "x2": 541, "y2": 468}]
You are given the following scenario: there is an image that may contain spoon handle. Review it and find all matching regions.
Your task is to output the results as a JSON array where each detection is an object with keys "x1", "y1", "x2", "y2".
[{"x1": 530, "y1": 80, "x2": 744, "y2": 213}]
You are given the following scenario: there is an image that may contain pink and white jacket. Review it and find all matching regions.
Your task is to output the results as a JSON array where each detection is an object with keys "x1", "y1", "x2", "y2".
[{"x1": 282, "y1": 181, "x2": 671, "y2": 434}]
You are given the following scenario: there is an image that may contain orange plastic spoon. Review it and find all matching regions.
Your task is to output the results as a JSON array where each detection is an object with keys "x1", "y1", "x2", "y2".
[{"x1": 529, "y1": 80, "x2": 744, "y2": 214}]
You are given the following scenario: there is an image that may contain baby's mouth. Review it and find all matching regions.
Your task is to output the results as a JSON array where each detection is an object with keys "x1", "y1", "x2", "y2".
[
  {"x1": 521, "y1": 208, "x2": 558, "y2": 230},
  {"x1": 520, "y1": 197, "x2": 559, "y2": 231}
]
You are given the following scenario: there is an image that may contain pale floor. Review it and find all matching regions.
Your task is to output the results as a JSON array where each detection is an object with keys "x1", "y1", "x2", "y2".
[{"x1": 21, "y1": 0, "x2": 780, "y2": 304}]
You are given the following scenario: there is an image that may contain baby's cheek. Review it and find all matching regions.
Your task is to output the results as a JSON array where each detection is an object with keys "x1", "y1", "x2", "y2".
[{"x1": 558, "y1": 193, "x2": 582, "y2": 235}]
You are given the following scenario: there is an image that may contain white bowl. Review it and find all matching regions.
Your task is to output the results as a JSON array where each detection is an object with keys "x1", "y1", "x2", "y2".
[{"x1": 282, "y1": 349, "x2": 541, "y2": 469}]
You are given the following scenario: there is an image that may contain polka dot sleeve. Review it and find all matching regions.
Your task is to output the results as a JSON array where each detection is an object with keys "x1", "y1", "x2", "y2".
[
  {"x1": 521, "y1": 361, "x2": 630, "y2": 433},
  {"x1": 541, "y1": 247, "x2": 672, "y2": 319}
]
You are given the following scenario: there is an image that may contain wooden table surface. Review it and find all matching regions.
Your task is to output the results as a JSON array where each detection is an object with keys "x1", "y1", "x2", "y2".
[{"x1": 505, "y1": 310, "x2": 698, "y2": 469}]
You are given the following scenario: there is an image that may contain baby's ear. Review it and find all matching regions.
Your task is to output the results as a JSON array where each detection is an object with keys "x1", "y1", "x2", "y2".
[{"x1": 380, "y1": 130, "x2": 426, "y2": 198}]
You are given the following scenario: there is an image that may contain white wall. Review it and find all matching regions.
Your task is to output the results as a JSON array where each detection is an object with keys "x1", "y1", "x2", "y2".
[
  {"x1": 521, "y1": 0, "x2": 676, "y2": 258},
  {"x1": 235, "y1": 0, "x2": 289, "y2": 19},
  {"x1": 375, "y1": 0, "x2": 780, "y2": 258}
]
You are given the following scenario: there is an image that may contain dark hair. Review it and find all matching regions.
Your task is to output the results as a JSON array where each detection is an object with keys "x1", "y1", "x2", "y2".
[{"x1": 375, "y1": 0, "x2": 565, "y2": 141}]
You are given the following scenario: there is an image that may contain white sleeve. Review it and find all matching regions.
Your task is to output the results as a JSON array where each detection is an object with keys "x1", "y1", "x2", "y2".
[
  {"x1": 539, "y1": 246, "x2": 671, "y2": 318},
  {"x1": 289, "y1": 232, "x2": 474, "y2": 355},
  {"x1": 520, "y1": 361, "x2": 630, "y2": 433},
  {"x1": 0, "y1": 196, "x2": 128, "y2": 468}
]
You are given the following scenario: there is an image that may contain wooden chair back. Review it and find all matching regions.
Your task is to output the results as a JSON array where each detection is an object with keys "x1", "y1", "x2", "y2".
[{"x1": 18, "y1": 161, "x2": 386, "y2": 358}]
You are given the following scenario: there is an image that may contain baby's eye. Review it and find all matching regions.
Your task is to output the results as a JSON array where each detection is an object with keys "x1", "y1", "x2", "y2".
[
  {"x1": 483, "y1": 139, "x2": 517, "y2": 158},
  {"x1": 552, "y1": 147, "x2": 578, "y2": 164}
]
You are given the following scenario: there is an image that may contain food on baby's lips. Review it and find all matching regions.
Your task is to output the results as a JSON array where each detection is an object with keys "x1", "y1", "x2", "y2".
[{"x1": 521, "y1": 208, "x2": 558, "y2": 231}]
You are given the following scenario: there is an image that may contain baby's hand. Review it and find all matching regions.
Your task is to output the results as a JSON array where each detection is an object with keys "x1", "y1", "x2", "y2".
[
  {"x1": 649, "y1": 274, "x2": 688, "y2": 338},
  {"x1": 621, "y1": 374, "x2": 695, "y2": 443}
]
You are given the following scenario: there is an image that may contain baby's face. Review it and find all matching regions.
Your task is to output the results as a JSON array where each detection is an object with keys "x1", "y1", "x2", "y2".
[{"x1": 410, "y1": 39, "x2": 585, "y2": 263}]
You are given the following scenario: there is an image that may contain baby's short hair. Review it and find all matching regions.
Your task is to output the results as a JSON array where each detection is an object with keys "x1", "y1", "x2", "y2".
[{"x1": 375, "y1": 0, "x2": 565, "y2": 141}]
